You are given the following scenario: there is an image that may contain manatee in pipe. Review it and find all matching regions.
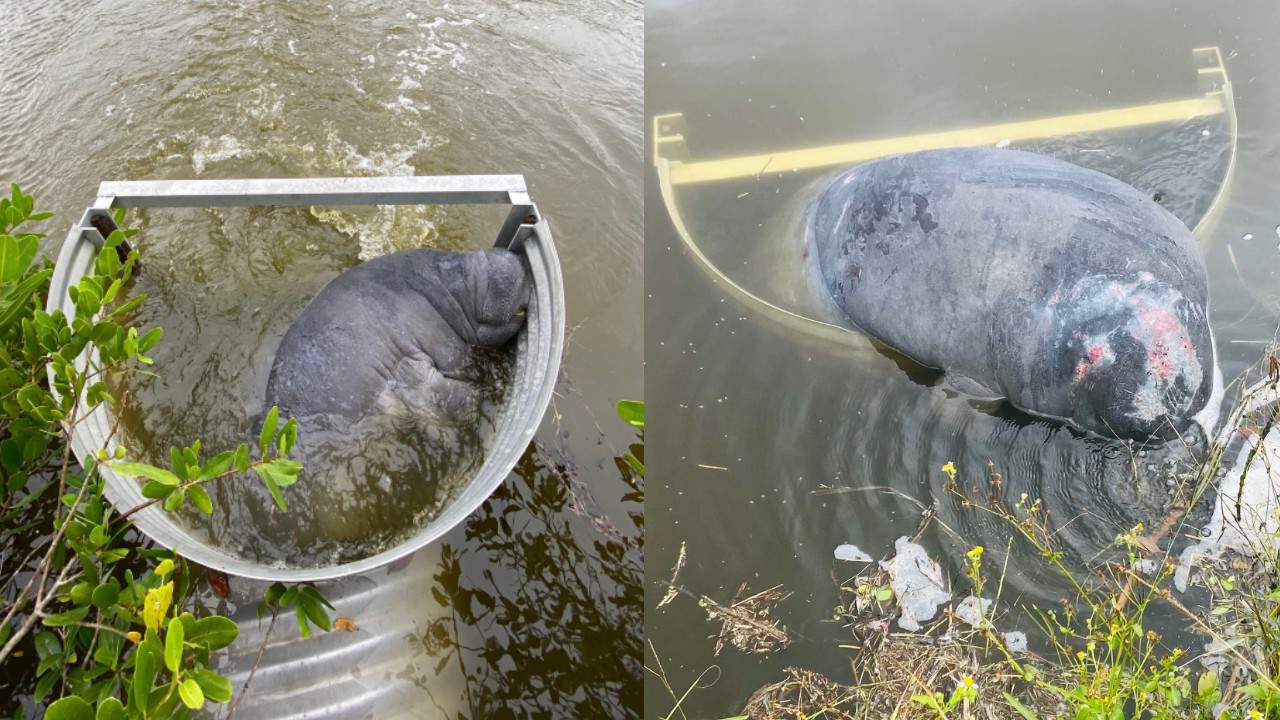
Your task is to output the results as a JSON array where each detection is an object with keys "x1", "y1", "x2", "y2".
[
  {"x1": 255, "y1": 248, "x2": 529, "y2": 548},
  {"x1": 807, "y1": 147, "x2": 1222, "y2": 442}
]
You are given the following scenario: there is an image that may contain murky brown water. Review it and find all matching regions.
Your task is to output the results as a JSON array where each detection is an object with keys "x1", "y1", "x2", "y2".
[
  {"x1": 0, "y1": 0, "x2": 641, "y2": 716},
  {"x1": 647, "y1": 0, "x2": 1280, "y2": 715}
]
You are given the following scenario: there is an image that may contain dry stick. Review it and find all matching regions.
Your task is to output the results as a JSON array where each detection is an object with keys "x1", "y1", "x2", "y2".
[{"x1": 226, "y1": 606, "x2": 280, "y2": 720}]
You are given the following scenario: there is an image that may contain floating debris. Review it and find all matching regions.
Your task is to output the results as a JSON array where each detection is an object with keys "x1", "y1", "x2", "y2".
[
  {"x1": 333, "y1": 617, "x2": 359, "y2": 632},
  {"x1": 701, "y1": 583, "x2": 792, "y2": 656},
  {"x1": 833, "y1": 544, "x2": 872, "y2": 562},
  {"x1": 880, "y1": 536, "x2": 951, "y2": 631},
  {"x1": 1003, "y1": 631, "x2": 1028, "y2": 654},
  {"x1": 1175, "y1": 426, "x2": 1280, "y2": 592},
  {"x1": 742, "y1": 667, "x2": 856, "y2": 720},
  {"x1": 1132, "y1": 557, "x2": 1161, "y2": 577},
  {"x1": 995, "y1": 138, "x2": 1011, "y2": 148},
  {"x1": 954, "y1": 595, "x2": 993, "y2": 628},
  {"x1": 1243, "y1": 233, "x2": 1254, "y2": 241},
  {"x1": 657, "y1": 542, "x2": 687, "y2": 609}
]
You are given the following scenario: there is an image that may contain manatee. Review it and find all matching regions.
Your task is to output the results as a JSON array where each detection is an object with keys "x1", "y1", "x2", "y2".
[
  {"x1": 265, "y1": 247, "x2": 528, "y2": 428},
  {"x1": 807, "y1": 147, "x2": 1222, "y2": 442},
  {"x1": 249, "y1": 247, "x2": 528, "y2": 552}
]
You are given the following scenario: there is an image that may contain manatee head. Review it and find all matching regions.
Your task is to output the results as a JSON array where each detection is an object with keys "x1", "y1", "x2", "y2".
[
  {"x1": 1044, "y1": 272, "x2": 1216, "y2": 442},
  {"x1": 409, "y1": 247, "x2": 531, "y2": 347}
]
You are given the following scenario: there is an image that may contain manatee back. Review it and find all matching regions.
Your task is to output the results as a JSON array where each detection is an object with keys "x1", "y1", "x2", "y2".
[{"x1": 808, "y1": 148, "x2": 1213, "y2": 439}]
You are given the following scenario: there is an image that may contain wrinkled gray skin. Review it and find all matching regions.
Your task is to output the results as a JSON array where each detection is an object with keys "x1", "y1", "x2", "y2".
[
  {"x1": 808, "y1": 148, "x2": 1222, "y2": 442},
  {"x1": 266, "y1": 248, "x2": 529, "y2": 429}
]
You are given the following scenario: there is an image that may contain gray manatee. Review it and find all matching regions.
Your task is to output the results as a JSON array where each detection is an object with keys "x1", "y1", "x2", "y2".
[
  {"x1": 807, "y1": 147, "x2": 1222, "y2": 442},
  {"x1": 266, "y1": 247, "x2": 528, "y2": 427},
  {"x1": 249, "y1": 248, "x2": 528, "y2": 555}
]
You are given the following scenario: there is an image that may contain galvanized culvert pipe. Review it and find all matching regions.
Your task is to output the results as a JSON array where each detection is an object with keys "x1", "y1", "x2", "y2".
[{"x1": 47, "y1": 176, "x2": 565, "y2": 582}]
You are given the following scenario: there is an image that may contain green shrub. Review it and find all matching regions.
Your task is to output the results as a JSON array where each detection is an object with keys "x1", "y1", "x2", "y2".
[{"x1": 0, "y1": 185, "x2": 328, "y2": 719}]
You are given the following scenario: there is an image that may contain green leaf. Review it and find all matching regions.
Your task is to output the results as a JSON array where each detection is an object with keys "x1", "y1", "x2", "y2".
[
  {"x1": 137, "y1": 327, "x2": 162, "y2": 352},
  {"x1": 163, "y1": 617, "x2": 184, "y2": 672},
  {"x1": 188, "y1": 615, "x2": 238, "y2": 650},
  {"x1": 297, "y1": 593, "x2": 330, "y2": 632},
  {"x1": 257, "y1": 459, "x2": 302, "y2": 488},
  {"x1": 45, "y1": 696, "x2": 94, "y2": 720},
  {"x1": 132, "y1": 643, "x2": 158, "y2": 704},
  {"x1": 198, "y1": 450, "x2": 236, "y2": 481},
  {"x1": 295, "y1": 605, "x2": 311, "y2": 639},
  {"x1": 259, "y1": 406, "x2": 279, "y2": 456},
  {"x1": 162, "y1": 488, "x2": 185, "y2": 513},
  {"x1": 188, "y1": 484, "x2": 212, "y2": 515},
  {"x1": 140, "y1": 481, "x2": 174, "y2": 500},
  {"x1": 34, "y1": 631, "x2": 61, "y2": 659},
  {"x1": 91, "y1": 581, "x2": 120, "y2": 609},
  {"x1": 108, "y1": 462, "x2": 179, "y2": 486},
  {"x1": 177, "y1": 678, "x2": 204, "y2": 710},
  {"x1": 616, "y1": 399, "x2": 644, "y2": 429},
  {"x1": 169, "y1": 447, "x2": 187, "y2": 481},
  {"x1": 278, "y1": 417, "x2": 298, "y2": 456},
  {"x1": 94, "y1": 697, "x2": 125, "y2": 720},
  {"x1": 69, "y1": 581, "x2": 92, "y2": 606},
  {"x1": 0, "y1": 234, "x2": 27, "y2": 283},
  {"x1": 233, "y1": 443, "x2": 250, "y2": 473},
  {"x1": 253, "y1": 467, "x2": 287, "y2": 512},
  {"x1": 43, "y1": 606, "x2": 90, "y2": 627},
  {"x1": 192, "y1": 669, "x2": 232, "y2": 704},
  {"x1": 300, "y1": 585, "x2": 335, "y2": 610}
]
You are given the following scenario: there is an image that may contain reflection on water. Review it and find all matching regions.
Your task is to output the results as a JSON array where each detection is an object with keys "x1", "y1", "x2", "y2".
[
  {"x1": 647, "y1": 0, "x2": 1280, "y2": 715},
  {"x1": 401, "y1": 442, "x2": 643, "y2": 718}
]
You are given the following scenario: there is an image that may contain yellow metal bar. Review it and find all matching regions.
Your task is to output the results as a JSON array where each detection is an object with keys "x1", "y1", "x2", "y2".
[{"x1": 668, "y1": 95, "x2": 1226, "y2": 186}]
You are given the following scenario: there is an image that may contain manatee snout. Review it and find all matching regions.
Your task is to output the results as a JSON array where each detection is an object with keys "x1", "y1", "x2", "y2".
[{"x1": 412, "y1": 248, "x2": 530, "y2": 347}]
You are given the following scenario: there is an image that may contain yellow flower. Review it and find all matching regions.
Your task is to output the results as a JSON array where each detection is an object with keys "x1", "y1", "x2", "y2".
[
  {"x1": 966, "y1": 546, "x2": 984, "y2": 561},
  {"x1": 941, "y1": 462, "x2": 957, "y2": 481},
  {"x1": 143, "y1": 581, "x2": 173, "y2": 631},
  {"x1": 960, "y1": 676, "x2": 975, "y2": 689},
  {"x1": 126, "y1": 631, "x2": 141, "y2": 644}
]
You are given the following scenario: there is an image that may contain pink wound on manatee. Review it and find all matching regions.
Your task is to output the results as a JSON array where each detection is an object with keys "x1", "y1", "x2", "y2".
[
  {"x1": 1074, "y1": 343, "x2": 1106, "y2": 381},
  {"x1": 1136, "y1": 306, "x2": 1192, "y2": 381}
]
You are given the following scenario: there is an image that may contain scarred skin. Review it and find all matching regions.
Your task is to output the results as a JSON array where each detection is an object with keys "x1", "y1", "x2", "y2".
[
  {"x1": 266, "y1": 247, "x2": 529, "y2": 429},
  {"x1": 807, "y1": 147, "x2": 1222, "y2": 441}
]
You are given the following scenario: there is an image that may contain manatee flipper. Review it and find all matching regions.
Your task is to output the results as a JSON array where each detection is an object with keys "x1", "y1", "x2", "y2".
[
  {"x1": 376, "y1": 353, "x2": 480, "y2": 428},
  {"x1": 938, "y1": 373, "x2": 1003, "y2": 401}
]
